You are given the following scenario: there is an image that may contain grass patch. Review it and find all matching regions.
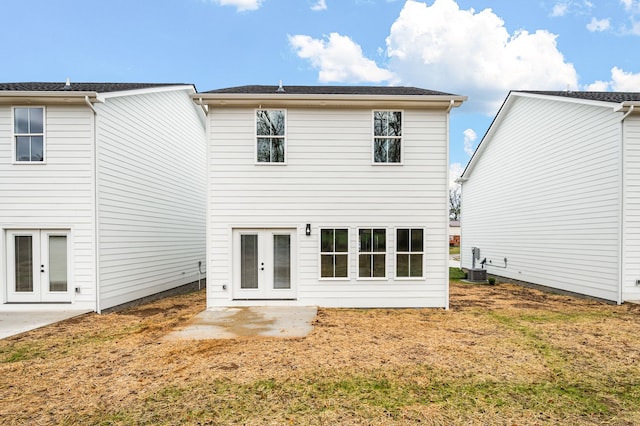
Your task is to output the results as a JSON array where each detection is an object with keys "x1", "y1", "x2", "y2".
[
  {"x1": 3, "y1": 286, "x2": 640, "y2": 425},
  {"x1": 449, "y1": 267, "x2": 466, "y2": 280},
  {"x1": 486, "y1": 311, "x2": 565, "y2": 366},
  {"x1": 80, "y1": 371, "x2": 616, "y2": 425},
  {"x1": 449, "y1": 246, "x2": 460, "y2": 255},
  {"x1": 0, "y1": 343, "x2": 45, "y2": 363}
]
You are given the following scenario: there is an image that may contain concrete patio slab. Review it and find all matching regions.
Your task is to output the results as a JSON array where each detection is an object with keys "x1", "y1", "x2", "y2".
[
  {"x1": 0, "y1": 310, "x2": 92, "y2": 340},
  {"x1": 164, "y1": 306, "x2": 318, "y2": 340}
]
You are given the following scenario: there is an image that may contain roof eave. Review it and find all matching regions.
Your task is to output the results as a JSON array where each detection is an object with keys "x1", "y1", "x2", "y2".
[
  {"x1": 98, "y1": 84, "x2": 196, "y2": 100},
  {"x1": 193, "y1": 93, "x2": 467, "y2": 109},
  {"x1": 615, "y1": 101, "x2": 640, "y2": 113},
  {"x1": 461, "y1": 92, "x2": 640, "y2": 182},
  {"x1": 0, "y1": 91, "x2": 99, "y2": 105},
  {"x1": 460, "y1": 91, "x2": 517, "y2": 180}
]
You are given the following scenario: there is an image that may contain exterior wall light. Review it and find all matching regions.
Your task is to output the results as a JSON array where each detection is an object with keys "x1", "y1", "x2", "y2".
[{"x1": 305, "y1": 224, "x2": 311, "y2": 236}]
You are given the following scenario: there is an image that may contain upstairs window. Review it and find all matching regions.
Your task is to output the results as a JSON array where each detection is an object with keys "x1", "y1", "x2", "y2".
[
  {"x1": 14, "y1": 107, "x2": 44, "y2": 162},
  {"x1": 373, "y1": 111, "x2": 401, "y2": 164},
  {"x1": 396, "y1": 228, "x2": 424, "y2": 278},
  {"x1": 320, "y1": 228, "x2": 349, "y2": 278},
  {"x1": 256, "y1": 109, "x2": 286, "y2": 163},
  {"x1": 358, "y1": 228, "x2": 386, "y2": 278}
]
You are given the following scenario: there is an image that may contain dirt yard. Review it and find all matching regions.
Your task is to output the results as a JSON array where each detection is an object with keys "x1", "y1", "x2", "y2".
[{"x1": 1, "y1": 279, "x2": 639, "y2": 425}]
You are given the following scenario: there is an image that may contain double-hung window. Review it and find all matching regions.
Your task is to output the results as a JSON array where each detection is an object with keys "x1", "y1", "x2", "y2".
[
  {"x1": 256, "y1": 109, "x2": 286, "y2": 163},
  {"x1": 14, "y1": 107, "x2": 44, "y2": 162},
  {"x1": 358, "y1": 228, "x2": 386, "y2": 278},
  {"x1": 373, "y1": 110, "x2": 401, "y2": 164},
  {"x1": 320, "y1": 228, "x2": 349, "y2": 278},
  {"x1": 396, "y1": 228, "x2": 424, "y2": 278}
]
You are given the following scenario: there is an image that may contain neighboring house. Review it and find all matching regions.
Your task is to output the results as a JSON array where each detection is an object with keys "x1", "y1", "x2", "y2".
[
  {"x1": 459, "y1": 90, "x2": 640, "y2": 303},
  {"x1": 0, "y1": 82, "x2": 207, "y2": 312},
  {"x1": 449, "y1": 221, "x2": 460, "y2": 246},
  {"x1": 196, "y1": 85, "x2": 465, "y2": 308}
]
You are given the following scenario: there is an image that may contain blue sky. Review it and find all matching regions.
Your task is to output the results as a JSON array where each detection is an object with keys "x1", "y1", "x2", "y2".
[{"x1": 2, "y1": 0, "x2": 639, "y2": 183}]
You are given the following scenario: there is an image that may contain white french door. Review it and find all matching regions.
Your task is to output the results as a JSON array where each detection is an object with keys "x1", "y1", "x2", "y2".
[
  {"x1": 6, "y1": 230, "x2": 71, "y2": 303},
  {"x1": 233, "y1": 229, "x2": 296, "y2": 299}
]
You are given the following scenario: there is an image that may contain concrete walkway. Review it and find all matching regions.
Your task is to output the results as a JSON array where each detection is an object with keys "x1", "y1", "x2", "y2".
[
  {"x1": 0, "y1": 309, "x2": 92, "y2": 340},
  {"x1": 164, "y1": 306, "x2": 318, "y2": 340}
]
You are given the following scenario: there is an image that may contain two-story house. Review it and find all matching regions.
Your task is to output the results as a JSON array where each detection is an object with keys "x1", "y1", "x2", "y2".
[
  {"x1": 459, "y1": 91, "x2": 640, "y2": 303},
  {"x1": 1, "y1": 82, "x2": 207, "y2": 312},
  {"x1": 196, "y1": 85, "x2": 465, "y2": 308}
]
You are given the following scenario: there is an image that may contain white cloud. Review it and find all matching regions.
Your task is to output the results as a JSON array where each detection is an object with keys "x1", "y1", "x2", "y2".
[
  {"x1": 463, "y1": 128, "x2": 478, "y2": 156},
  {"x1": 619, "y1": 0, "x2": 640, "y2": 34},
  {"x1": 550, "y1": 0, "x2": 594, "y2": 17},
  {"x1": 311, "y1": 0, "x2": 327, "y2": 11},
  {"x1": 551, "y1": 3, "x2": 569, "y2": 17},
  {"x1": 212, "y1": 0, "x2": 263, "y2": 12},
  {"x1": 289, "y1": 33, "x2": 395, "y2": 83},
  {"x1": 385, "y1": 0, "x2": 578, "y2": 114},
  {"x1": 620, "y1": 0, "x2": 638, "y2": 11},
  {"x1": 449, "y1": 163, "x2": 465, "y2": 190},
  {"x1": 584, "y1": 80, "x2": 610, "y2": 91},
  {"x1": 585, "y1": 67, "x2": 640, "y2": 91},
  {"x1": 586, "y1": 17, "x2": 610, "y2": 32},
  {"x1": 611, "y1": 66, "x2": 640, "y2": 90}
]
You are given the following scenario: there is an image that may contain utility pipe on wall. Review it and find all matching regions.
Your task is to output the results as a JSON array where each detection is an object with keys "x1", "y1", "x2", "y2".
[{"x1": 618, "y1": 103, "x2": 636, "y2": 305}]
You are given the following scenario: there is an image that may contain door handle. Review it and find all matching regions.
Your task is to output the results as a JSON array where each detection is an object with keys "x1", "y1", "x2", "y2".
[
  {"x1": 260, "y1": 262, "x2": 264, "y2": 271},
  {"x1": 40, "y1": 264, "x2": 45, "y2": 273}
]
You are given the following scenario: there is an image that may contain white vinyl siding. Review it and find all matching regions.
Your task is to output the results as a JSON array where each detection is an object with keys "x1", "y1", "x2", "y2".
[
  {"x1": 0, "y1": 105, "x2": 96, "y2": 308},
  {"x1": 96, "y1": 88, "x2": 206, "y2": 310},
  {"x1": 622, "y1": 113, "x2": 640, "y2": 301},
  {"x1": 208, "y1": 107, "x2": 449, "y2": 308},
  {"x1": 461, "y1": 95, "x2": 621, "y2": 302}
]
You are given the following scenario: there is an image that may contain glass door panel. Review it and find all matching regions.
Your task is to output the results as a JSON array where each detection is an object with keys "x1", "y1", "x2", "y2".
[
  {"x1": 14, "y1": 235, "x2": 34, "y2": 292},
  {"x1": 240, "y1": 234, "x2": 259, "y2": 289},
  {"x1": 273, "y1": 234, "x2": 291, "y2": 289},
  {"x1": 47, "y1": 235, "x2": 68, "y2": 292}
]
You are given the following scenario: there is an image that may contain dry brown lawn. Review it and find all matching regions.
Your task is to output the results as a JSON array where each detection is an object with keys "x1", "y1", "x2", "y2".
[{"x1": 1, "y1": 279, "x2": 639, "y2": 425}]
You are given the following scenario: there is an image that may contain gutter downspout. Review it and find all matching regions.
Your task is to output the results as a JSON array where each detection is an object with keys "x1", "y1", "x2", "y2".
[
  {"x1": 197, "y1": 97, "x2": 208, "y2": 115},
  {"x1": 84, "y1": 96, "x2": 98, "y2": 114},
  {"x1": 622, "y1": 104, "x2": 635, "y2": 121},
  {"x1": 446, "y1": 99, "x2": 455, "y2": 112},
  {"x1": 86, "y1": 97, "x2": 101, "y2": 313},
  {"x1": 445, "y1": 101, "x2": 455, "y2": 310},
  {"x1": 618, "y1": 104, "x2": 635, "y2": 305}
]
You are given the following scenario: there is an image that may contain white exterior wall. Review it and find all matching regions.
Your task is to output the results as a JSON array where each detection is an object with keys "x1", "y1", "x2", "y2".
[
  {"x1": 96, "y1": 88, "x2": 207, "y2": 310},
  {"x1": 208, "y1": 107, "x2": 449, "y2": 308},
  {"x1": 461, "y1": 95, "x2": 621, "y2": 302},
  {"x1": 622, "y1": 113, "x2": 640, "y2": 301},
  {"x1": 0, "y1": 104, "x2": 96, "y2": 309}
]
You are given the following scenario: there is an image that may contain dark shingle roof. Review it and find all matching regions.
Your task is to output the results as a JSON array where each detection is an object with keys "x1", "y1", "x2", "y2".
[
  {"x1": 518, "y1": 90, "x2": 640, "y2": 103},
  {"x1": 0, "y1": 82, "x2": 189, "y2": 93},
  {"x1": 203, "y1": 85, "x2": 459, "y2": 96}
]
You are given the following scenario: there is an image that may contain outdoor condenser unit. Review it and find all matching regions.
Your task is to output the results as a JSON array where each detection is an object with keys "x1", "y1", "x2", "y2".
[
  {"x1": 468, "y1": 247, "x2": 487, "y2": 282},
  {"x1": 467, "y1": 268, "x2": 487, "y2": 281}
]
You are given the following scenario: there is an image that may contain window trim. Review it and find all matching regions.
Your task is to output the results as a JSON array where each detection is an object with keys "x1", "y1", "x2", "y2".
[
  {"x1": 319, "y1": 227, "x2": 350, "y2": 280},
  {"x1": 372, "y1": 110, "x2": 403, "y2": 165},
  {"x1": 255, "y1": 108, "x2": 287, "y2": 165},
  {"x1": 12, "y1": 106, "x2": 46, "y2": 164},
  {"x1": 357, "y1": 227, "x2": 388, "y2": 281},
  {"x1": 395, "y1": 227, "x2": 426, "y2": 280}
]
